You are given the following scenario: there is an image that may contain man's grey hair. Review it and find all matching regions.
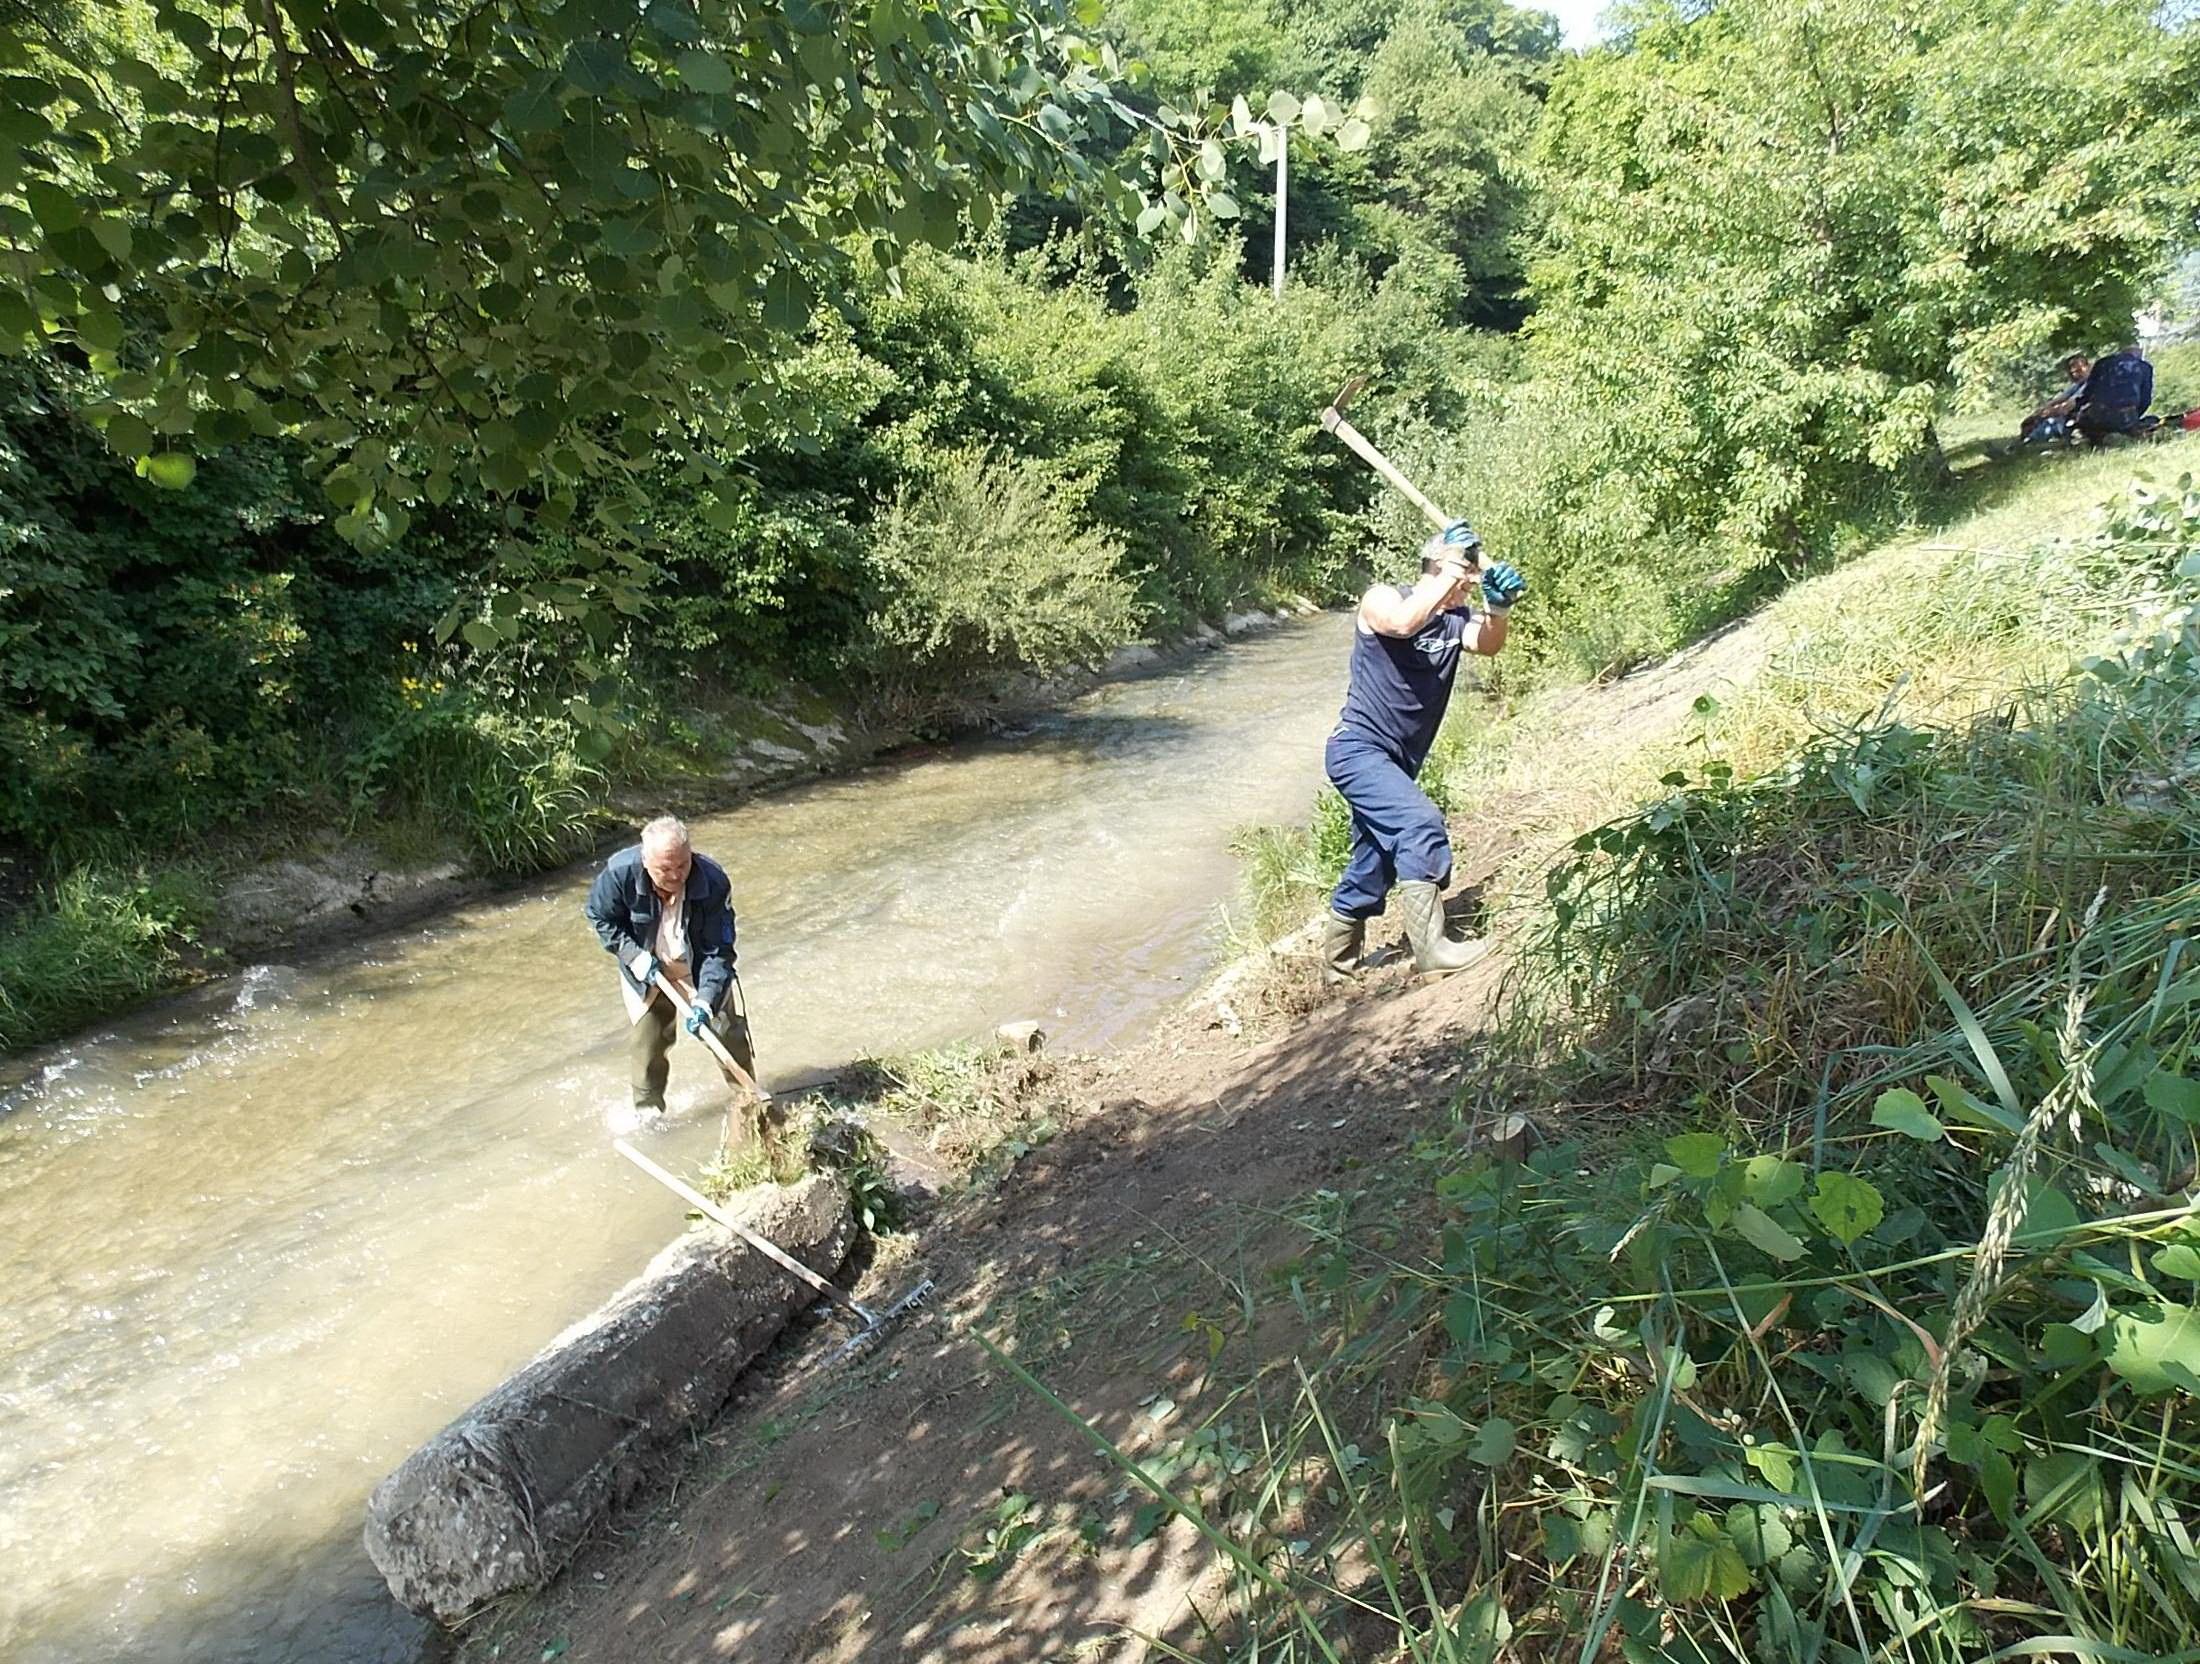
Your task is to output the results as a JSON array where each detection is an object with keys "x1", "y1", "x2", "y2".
[{"x1": 640, "y1": 815, "x2": 691, "y2": 852}]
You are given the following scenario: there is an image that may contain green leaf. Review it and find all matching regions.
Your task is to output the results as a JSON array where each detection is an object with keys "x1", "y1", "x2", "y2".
[
  {"x1": 1665, "y1": 1132, "x2": 1724, "y2": 1179},
  {"x1": 1927, "y1": 1073, "x2": 2019, "y2": 1134},
  {"x1": 2024, "y1": 1449, "x2": 2104, "y2": 1530},
  {"x1": 1979, "y1": 1447, "x2": 2016, "y2": 1522},
  {"x1": 2151, "y1": 1245, "x2": 2200, "y2": 1282},
  {"x1": 137, "y1": 451, "x2": 197, "y2": 490},
  {"x1": 1732, "y1": 1203, "x2": 1805, "y2": 1261},
  {"x1": 1871, "y1": 1088, "x2": 1944, "y2": 1142},
  {"x1": 676, "y1": 50, "x2": 734, "y2": 94},
  {"x1": 1989, "y1": 1173, "x2": 2081, "y2": 1244},
  {"x1": 102, "y1": 410, "x2": 153, "y2": 459},
  {"x1": 1467, "y1": 1417, "x2": 1515, "y2": 1466},
  {"x1": 1661, "y1": 1523, "x2": 1753, "y2": 1602},
  {"x1": 1727, "y1": 1503, "x2": 1792, "y2": 1568},
  {"x1": 1206, "y1": 192, "x2": 1240, "y2": 221},
  {"x1": 460, "y1": 619, "x2": 500, "y2": 653},
  {"x1": 501, "y1": 72, "x2": 562, "y2": 133},
  {"x1": 763, "y1": 267, "x2": 813, "y2": 333},
  {"x1": 1264, "y1": 90, "x2": 1300, "y2": 126},
  {"x1": 1337, "y1": 116, "x2": 1371, "y2": 152},
  {"x1": 2103, "y1": 1302, "x2": 2200, "y2": 1396},
  {"x1": 1810, "y1": 1171, "x2": 1883, "y2": 1245},
  {"x1": 2144, "y1": 1069, "x2": 2200, "y2": 1125},
  {"x1": 1742, "y1": 1155, "x2": 1805, "y2": 1207}
]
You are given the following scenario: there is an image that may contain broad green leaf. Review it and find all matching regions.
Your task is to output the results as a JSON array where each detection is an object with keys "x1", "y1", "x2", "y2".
[
  {"x1": 1927, "y1": 1073, "x2": 2019, "y2": 1134},
  {"x1": 1665, "y1": 1132, "x2": 1724, "y2": 1179},
  {"x1": 1206, "y1": 192, "x2": 1240, "y2": 221},
  {"x1": 501, "y1": 72, "x2": 561, "y2": 133},
  {"x1": 1265, "y1": 90, "x2": 1300, "y2": 126},
  {"x1": 2151, "y1": 1244, "x2": 2200, "y2": 1282},
  {"x1": 1732, "y1": 1203, "x2": 1804, "y2": 1261},
  {"x1": 1337, "y1": 116, "x2": 1372, "y2": 152},
  {"x1": 762, "y1": 267, "x2": 813, "y2": 334},
  {"x1": 1727, "y1": 1503, "x2": 1792, "y2": 1568},
  {"x1": 138, "y1": 451, "x2": 196, "y2": 490},
  {"x1": 676, "y1": 50, "x2": 734, "y2": 95},
  {"x1": 1988, "y1": 1174, "x2": 2081, "y2": 1244},
  {"x1": 1810, "y1": 1171, "x2": 1883, "y2": 1245},
  {"x1": 2144, "y1": 1069, "x2": 2200, "y2": 1125},
  {"x1": 1742, "y1": 1154, "x2": 1805, "y2": 1206},
  {"x1": 2103, "y1": 1302, "x2": 2200, "y2": 1396},
  {"x1": 1661, "y1": 1523, "x2": 1753, "y2": 1602},
  {"x1": 2024, "y1": 1449, "x2": 2104, "y2": 1530},
  {"x1": 1467, "y1": 1417, "x2": 1515, "y2": 1466},
  {"x1": 1871, "y1": 1088, "x2": 1944, "y2": 1142},
  {"x1": 1979, "y1": 1448, "x2": 2016, "y2": 1522}
]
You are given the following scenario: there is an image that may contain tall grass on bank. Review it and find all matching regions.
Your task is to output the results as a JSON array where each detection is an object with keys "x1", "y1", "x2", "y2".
[
  {"x1": 1015, "y1": 492, "x2": 2200, "y2": 1660},
  {"x1": 0, "y1": 867, "x2": 206, "y2": 1053},
  {"x1": 343, "y1": 689, "x2": 604, "y2": 875}
]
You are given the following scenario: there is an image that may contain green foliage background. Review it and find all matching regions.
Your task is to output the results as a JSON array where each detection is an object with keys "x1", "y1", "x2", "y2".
[{"x1": 2, "y1": 0, "x2": 2197, "y2": 1049}]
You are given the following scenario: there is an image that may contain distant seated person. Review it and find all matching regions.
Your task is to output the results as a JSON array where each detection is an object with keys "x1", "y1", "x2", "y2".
[
  {"x1": 2070, "y1": 345, "x2": 2155, "y2": 441},
  {"x1": 2019, "y1": 353, "x2": 2090, "y2": 443}
]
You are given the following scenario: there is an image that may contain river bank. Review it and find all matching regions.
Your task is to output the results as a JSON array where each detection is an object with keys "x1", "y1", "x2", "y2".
[
  {"x1": 440, "y1": 433, "x2": 2200, "y2": 1664},
  {"x1": 0, "y1": 609, "x2": 1359, "y2": 1664},
  {"x1": 0, "y1": 601, "x2": 1321, "y2": 1069}
]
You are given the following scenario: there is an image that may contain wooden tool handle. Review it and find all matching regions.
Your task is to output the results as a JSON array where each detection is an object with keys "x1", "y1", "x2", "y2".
[
  {"x1": 650, "y1": 968, "x2": 770, "y2": 1100},
  {"x1": 614, "y1": 1138, "x2": 860, "y2": 1316}
]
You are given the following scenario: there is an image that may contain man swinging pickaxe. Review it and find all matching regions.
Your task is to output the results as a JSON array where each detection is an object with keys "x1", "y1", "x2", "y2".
[{"x1": 1312, "y1": 376, "x2": 1529, "y2": 981}]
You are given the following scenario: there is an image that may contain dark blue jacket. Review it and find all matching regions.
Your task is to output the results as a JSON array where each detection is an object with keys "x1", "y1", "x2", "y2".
[
  {"x1": 584, "y1": 845, "x2": 737, "y2": 1013},
  {"x1": 2077, "y1": 351, "x2": 2153, "y2": 424}
]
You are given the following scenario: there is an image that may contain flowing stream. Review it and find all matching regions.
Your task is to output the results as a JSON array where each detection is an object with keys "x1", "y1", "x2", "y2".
[{"x1": 0, "y1": 615, "x2": 1350, "y2": 1664}]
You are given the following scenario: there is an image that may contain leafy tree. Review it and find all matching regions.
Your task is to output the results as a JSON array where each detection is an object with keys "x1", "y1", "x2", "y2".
[
  {"x1": 1517, "y1": 0, "x2": 2200, "y2": 562},
  {"x1": 0, "y1": 0, "x2": 1269, "y2": 599}
]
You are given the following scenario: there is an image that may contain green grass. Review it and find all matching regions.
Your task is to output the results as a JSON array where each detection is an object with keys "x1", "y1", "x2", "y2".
[
  {"x1": 1117, "y1": 430, "x2": 2200, "y2": 1658},
  {"x1": 0, "y1": 865, "x2": 209, "y2": 1052}
]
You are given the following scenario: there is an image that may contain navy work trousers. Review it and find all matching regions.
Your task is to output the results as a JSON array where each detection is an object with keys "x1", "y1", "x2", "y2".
[{"x1": 1325, "y1": 731, "x2": 1452, "y2": 920}]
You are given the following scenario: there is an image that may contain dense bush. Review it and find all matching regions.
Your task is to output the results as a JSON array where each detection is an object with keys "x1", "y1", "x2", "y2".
[
  {"x1": 0, "y1": 865, "x2": 206, "y2": 1053},
  {"x1": 865, "y1": 452, "x2": 1139, "y2": 721}
]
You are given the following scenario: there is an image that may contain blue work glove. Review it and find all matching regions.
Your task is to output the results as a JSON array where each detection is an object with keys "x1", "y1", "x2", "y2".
[
  {"x1": 626, "y1": 949, "x2": 661, "y2": 987},
  {"x1": 1479, "y1": 561, "x2": 1527, "y2": 612},
  {"x1": 683, "y1": 998, "x2": 714, "y2": 1037},
  {"x1": 1438, "y1": 519, "x2": 1482, "y2": 557}
]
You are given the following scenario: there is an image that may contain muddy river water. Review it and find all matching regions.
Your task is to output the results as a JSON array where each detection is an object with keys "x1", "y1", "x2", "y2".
[{"x1": 0, "y1": 615, "x2": 1351, "y2": 1664}]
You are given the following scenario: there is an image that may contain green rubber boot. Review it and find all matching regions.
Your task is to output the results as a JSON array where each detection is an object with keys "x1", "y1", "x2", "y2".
[
  {"x1": 1320, "y1": 911, "x2": 1366, "y2": 985},
  {"x1": 1397, "y1": 880, "x2": 1488, "y2": 976}
]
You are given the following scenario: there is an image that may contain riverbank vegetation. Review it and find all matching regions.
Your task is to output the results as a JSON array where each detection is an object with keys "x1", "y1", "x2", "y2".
[
  {"x1": 2, "y1": 0, "x2": 2194, "y2": 1067},
  {"x1": 1138, "y1": 467, "x2": 2200, "y2": 1660}
]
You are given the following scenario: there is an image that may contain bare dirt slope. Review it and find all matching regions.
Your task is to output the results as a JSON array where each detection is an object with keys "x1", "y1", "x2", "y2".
[{"x1": 450, "y1": 632, "x2": 1772, "y2": 1664}]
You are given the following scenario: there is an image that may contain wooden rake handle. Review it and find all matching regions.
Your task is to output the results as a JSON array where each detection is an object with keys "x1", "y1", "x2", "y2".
[
  {"x1": 613, "y1": 1138, "x2": 863, "y2": 1319},
  {"x1": 650, "y1": 967, "x2": 769, "y2": 1102}
]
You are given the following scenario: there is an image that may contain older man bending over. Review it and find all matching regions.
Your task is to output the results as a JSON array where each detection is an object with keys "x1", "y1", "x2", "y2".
[{"x1": 583, "y1": 815, "x2": 755, "y2": 1115}]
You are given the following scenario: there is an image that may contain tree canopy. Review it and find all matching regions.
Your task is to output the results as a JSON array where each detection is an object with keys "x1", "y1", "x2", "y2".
[{"x1": 0, "y1": 0, "x2": 1297, "y2": 579}]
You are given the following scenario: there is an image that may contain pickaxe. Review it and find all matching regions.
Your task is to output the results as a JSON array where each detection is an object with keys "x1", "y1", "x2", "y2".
[{"x1": 1318, "y1": 376, "x2": 1475, "y2": 559}]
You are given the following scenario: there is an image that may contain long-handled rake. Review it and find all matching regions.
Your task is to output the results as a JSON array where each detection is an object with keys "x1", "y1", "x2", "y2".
[
  {"x1": 614, "y1": 1137, "x2": 935, "y2": 1365},
  {"x1": 647, "y1": 965, "x2": 771, "y2": 1152}
]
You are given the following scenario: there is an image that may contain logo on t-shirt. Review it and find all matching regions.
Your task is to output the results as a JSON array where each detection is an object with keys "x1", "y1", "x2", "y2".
[{"x1": 1412, "y1": 630, "x2": 1459, "y2": 664}]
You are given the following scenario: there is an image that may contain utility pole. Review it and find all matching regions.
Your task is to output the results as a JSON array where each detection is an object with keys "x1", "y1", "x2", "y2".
[{"x1": 1269, "y1": 119, "x2": 1288, "y2": 298}]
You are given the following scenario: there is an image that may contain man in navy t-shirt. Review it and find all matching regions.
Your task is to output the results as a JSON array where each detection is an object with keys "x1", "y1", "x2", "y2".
[{"x1": 1322, "y1": 521, "x2": 1527, "y2": 982}]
